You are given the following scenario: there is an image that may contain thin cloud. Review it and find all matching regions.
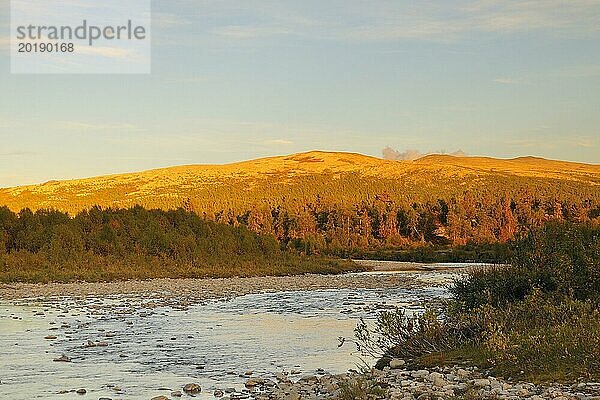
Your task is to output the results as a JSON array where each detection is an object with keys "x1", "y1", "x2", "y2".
[
  {"x1": 75, "y1": 46, "x2": 140, "y2": 59},
  {"x1": 186, "y1": 0, "x2": 600, "y2": 43},
  {"x1": 153, "y1": 12, "x2": 192, "y2": 28},
  {"x1": 0, "y1": 151, "x2": 38, "y2": 157},
  {"x1": 59, "y1": 121, "x2": 146, "y2": 132},
  {"x1": 263, "y1": 139, "x2": 294, "y2": 145},
  {"x1": 213, "y1": 25, "x2": 291, "y2": 39},
  {"x1": 163, "y1": 76, "x2": 212, "y2": 84},
  {"x1": 493, "y1": 77, "x2": 523, "y2": 84}
]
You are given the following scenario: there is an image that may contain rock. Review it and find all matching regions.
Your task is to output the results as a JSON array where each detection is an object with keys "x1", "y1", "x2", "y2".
[
  {"x1": 76, "y1": 388, "x2": 86, "y2": 394},
  {"x1": 171, "y1": 391, "x2": 182, "y2": 397},
  {"x1": 456, "y1": 368, "x2": 470, "y2": 378},
  {"x1": 389, "y1": 358, "x2": 406, "y2": 369},
  {"x1": 245, "y1": 378, "x2": 265, "y2": 388},
  {"x1": 214, "y1": 389, "x2": 224, "y2": 397},
  {"x1": 411, "y1": 370, "x2": 430, "y2": 379},
  {"x1": 150, "y1": 397, "x2": 169, "y2": 400},
  {"x1": 53, "y1": 354, "x2": 71, "y2": 362},
  {"x1": 426, "y1": 372, "x2": 443, "y2": 382},
  {"x1": 474, "y1": 378, "x2": 491, "y2": 388},
  {"x1": 44, "y1": 335, "x2": 58, "y2": 340},
  {"x1": 433, "y1": 377, "x2": 447, "y2": 388},
  {"x1": 183, "y1": 383, "x2": 201, "y2": 394}
]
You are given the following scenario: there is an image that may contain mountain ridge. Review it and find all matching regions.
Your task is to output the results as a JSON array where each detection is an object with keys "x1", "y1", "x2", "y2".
[{"x1": 1, "y1": 151, "x2": 599, "y2": 214}]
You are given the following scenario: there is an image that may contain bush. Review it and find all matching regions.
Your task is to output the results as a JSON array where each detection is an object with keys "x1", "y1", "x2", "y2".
[
  {"x1": 452, "y1": 221, "x2": 600, "y2": 309},
  {"x1": 476, "y1": 290, "x2": 600, "y2": 380},
  {"x1": 360, "y1": 221, "x2": 600, "y2": 381}
]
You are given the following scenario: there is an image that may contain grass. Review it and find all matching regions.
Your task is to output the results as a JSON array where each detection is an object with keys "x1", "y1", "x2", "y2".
[
  {"x1": 0, "y1": 251, "x2": 360, "y2": 284},
  {"x1": 338, "y1": 375, "x2": 388, "y2": 400}
]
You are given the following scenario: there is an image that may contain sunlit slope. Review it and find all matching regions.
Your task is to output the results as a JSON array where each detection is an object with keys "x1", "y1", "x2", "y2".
[{"x1": 1, "y1": 151, "x2": 599, "y2": 214}]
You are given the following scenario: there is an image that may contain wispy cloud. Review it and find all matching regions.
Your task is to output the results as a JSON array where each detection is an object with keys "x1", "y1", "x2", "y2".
[
  {"x1": 213, "y1": 25, "x2": 291, "y2": 39},
  {"x1": 493, "y1": 77, "x2": 523, "y2": 84},
  {"x1": 492, "y1": 63, "x2": 600, "y2": 84},
  {"x1": 163, "y1": 76, "x2": 212, "y2": 85},
  {"x1": 263, "y1": 139, "x2": 294, "y2": 145},
  {"x1": 153, "y1": 12, "x2": 192, "y2": 28},
  {"x1": 0, "y1": 151, "x2": 38, "y2": 157},
  {"x1": 75, "y1": 46, "x2": 142, "y2": 60},
  {"x1": 58, "y1": 121, "x2": 146, "y2": 132},
  {"x1": 180, "y1": 0, "x2": 600, "y2": 44}
]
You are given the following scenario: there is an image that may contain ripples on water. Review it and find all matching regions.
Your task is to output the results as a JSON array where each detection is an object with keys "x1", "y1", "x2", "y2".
[{"x1": 0, "y1": 273, "x2": 453, "y2": 399}]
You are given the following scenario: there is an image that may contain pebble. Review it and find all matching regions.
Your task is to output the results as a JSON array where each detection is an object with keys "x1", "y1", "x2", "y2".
[
  {"x1": 390, "y1": 358, "x2": 406, "y2": 369},
  {"x1": 183, "y1": 383, "x2": 202, "y2": 394},
  {"x1": 245, "y1": 365, "x2": 597, "y2": 400}
]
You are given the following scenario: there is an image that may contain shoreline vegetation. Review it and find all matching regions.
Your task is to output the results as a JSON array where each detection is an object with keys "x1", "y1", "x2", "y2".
[
  {"x1": 357, "y1": 221, "x2": 600, "y2": 384},
  {"x1": 0, "y1": 206, "x2": 362, "y2": 284}
]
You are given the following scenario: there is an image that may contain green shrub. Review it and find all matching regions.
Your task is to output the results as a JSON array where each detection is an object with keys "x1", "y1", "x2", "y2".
[
  {"x1": 362, "y1": 221, "x2": 600, "y2": 381},
  {"x1": 452, "y1": 221, "x2": 600, "y2": 309},
  {"x1": 477, "y1": 290, "x2": 600, "y2": 380}
]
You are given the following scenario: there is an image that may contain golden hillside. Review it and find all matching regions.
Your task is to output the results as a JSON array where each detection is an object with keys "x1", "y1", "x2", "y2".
[{"x1": 1, "y1": 151, "x2": 599, "y2": 214}]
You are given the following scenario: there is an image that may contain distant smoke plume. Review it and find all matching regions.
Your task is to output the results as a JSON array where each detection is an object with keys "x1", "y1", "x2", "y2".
[{"x1": 382, "y1": 147, "x2": 467, "y2": 161}]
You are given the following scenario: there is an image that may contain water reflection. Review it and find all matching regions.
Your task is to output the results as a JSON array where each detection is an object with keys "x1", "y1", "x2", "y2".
[{"x1": 0, "y1": 283, "x2": 450, "y2": 399}]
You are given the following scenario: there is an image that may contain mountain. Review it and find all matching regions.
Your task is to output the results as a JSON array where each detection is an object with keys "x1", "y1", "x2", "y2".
[{"x1": 1, "y1": 151, "x2": 599, "y2": 215}]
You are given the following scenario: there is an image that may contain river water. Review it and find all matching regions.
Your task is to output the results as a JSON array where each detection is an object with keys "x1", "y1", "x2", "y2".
[{"x1": 0, "y1": 270, "x2": 460, "y2": 399}]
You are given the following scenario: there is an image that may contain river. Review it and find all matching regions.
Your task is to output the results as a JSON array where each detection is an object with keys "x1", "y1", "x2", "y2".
[{"x1": 0, "y1": 268, "x2": 469, "y2": 399}]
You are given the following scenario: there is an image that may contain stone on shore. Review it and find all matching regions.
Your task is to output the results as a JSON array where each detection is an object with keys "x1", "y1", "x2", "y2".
[
  {"x1": 389, "y1": 358, "x2": 406, "y2": 369},
  {"x1": 183, "y1": 383, "x2": 201, "y2": 394}
]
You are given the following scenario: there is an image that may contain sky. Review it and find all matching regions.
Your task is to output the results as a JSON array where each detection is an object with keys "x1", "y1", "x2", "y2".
[{"x1": 0, "y1": 0, "x2": 599, "y2": 187}]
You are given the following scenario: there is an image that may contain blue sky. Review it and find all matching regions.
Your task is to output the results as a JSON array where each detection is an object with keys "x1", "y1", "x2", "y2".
[{"x1": 0, "y1": 0, "x2": 599, "y2": 187}]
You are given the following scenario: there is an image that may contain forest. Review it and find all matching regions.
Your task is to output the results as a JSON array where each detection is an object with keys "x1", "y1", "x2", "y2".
[
  {"x1": 196, "y1": 188, "x2": 600, "y2": 257},
  {"x1": 0, "y1": 206, "x2": 357, "y2": 283},
  {"x1": 2, "y1": 153, "x2": 598, "y2": 261}
]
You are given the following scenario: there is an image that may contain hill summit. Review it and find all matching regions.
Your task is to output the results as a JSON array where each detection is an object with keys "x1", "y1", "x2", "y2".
[{"x1": 0, "y1": 151, "x2": 598, "y2": 214}]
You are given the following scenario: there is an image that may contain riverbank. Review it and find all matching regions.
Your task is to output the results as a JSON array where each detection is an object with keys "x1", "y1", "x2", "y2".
[
  {"x1": 0, "y1": 268, "x2": 459, "y2": 301},
  {"x1": 244, "y1": 363, "x2": 600, "y2": 400}
]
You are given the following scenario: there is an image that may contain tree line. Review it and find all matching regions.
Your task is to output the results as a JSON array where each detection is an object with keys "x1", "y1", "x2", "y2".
[{"x1": 0, "y1": 206, "x2": 355, "y2": 283}]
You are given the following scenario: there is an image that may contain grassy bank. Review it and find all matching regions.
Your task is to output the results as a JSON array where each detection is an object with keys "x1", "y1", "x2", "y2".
[
  {"x1": 0, "y1": 206, "x2": 362, "y2": 283},
  {"x1": 357, "y1": 221, "x2": 600, "y2": 382}
]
